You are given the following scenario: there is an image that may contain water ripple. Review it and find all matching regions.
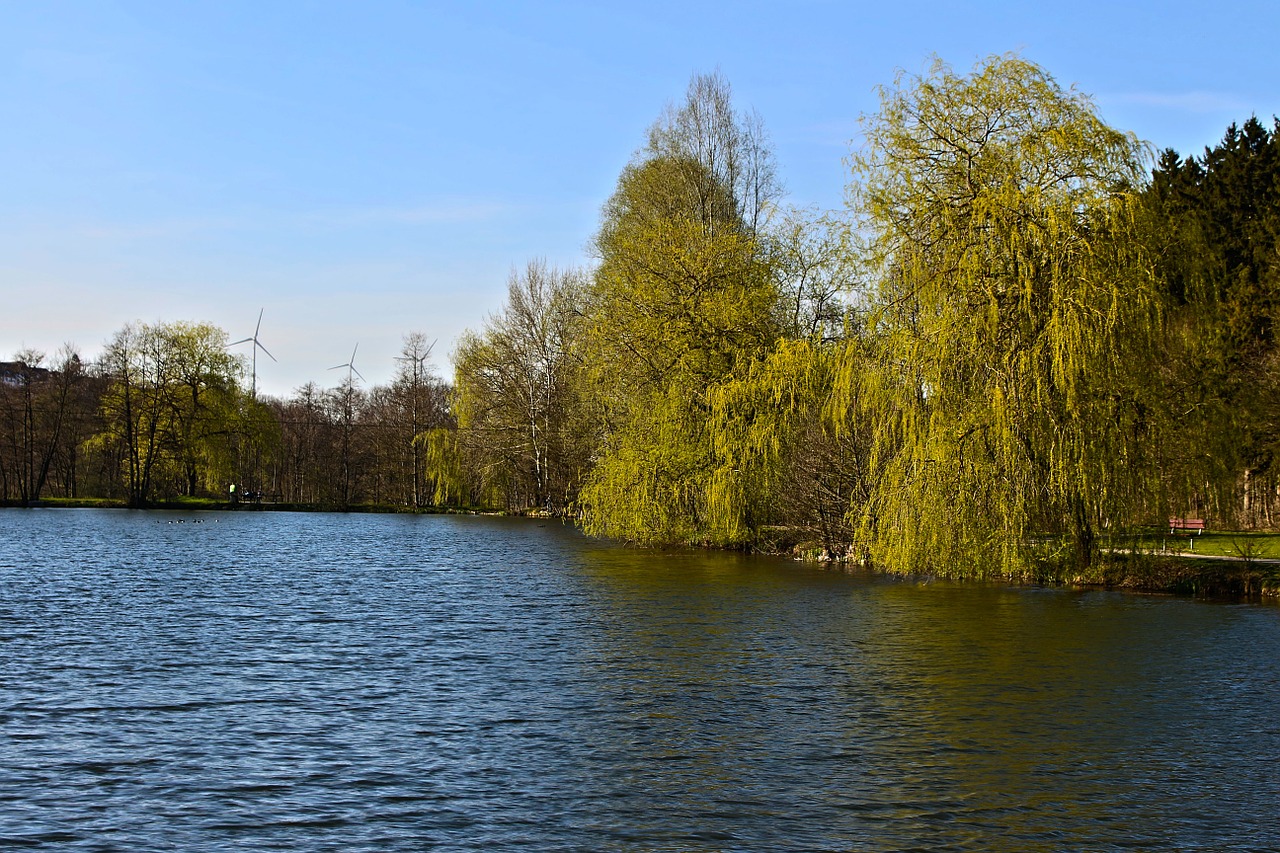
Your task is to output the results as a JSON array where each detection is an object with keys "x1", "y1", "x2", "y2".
[{"x1": 1, "y1": 509, "x2": 1278, "y2": 851}]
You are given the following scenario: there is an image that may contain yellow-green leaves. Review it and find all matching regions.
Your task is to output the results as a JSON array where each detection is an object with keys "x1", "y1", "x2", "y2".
[
  {"x1": 575, "y1": 74, "x2": 786, "y2": 545},
  {"x1": 94, "y1": 321, "x2": 249, "y2": 505},
  {"x1": 849, "y1": 55, "x2": 1162, "y2": 576}
]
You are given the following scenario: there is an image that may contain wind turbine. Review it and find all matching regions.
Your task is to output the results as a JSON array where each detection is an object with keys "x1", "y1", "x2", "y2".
[
  {"x1": 329, "y1": 343, "x2": 366, "y2": 385},
  {"x1": 228, "y1": 308, "x2": 277, "y2": 398},
  {"x1": 393, "y1": 338, "x2": 437, "y2": 378}
]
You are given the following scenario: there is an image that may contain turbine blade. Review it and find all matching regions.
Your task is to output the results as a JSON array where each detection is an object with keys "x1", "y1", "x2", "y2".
[
  {"x1": 254, "y1": 308, "x2": 265, "y2": 336},
  {"x1": 228, "y1": 337, "x2": 253, "y2": 347},
  {"x1": 256, "y1": 341, "x2": 277, "y2": 362}
]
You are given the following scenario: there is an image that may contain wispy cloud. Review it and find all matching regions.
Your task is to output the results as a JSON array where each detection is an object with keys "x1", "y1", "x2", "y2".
[
  {"x1": 6, "y1": 199, "x2": 517, "y2": 244},
  {"x1": 1102, "y1": 90, "x2": 1251, "y2": 114},
  {"x1": 301, "y1": 200, "x2": 517, "y2": 228},
  {"x1": 75, "y1": 217, "x2": 241, "y2": 242}
]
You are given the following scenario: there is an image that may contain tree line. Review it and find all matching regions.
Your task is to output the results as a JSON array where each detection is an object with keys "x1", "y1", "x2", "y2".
[
  {"x1": 424, "y1": 56, "x2": 1280, "y2": 577},
  {"x1": 5, "y1": 55, "x2": 1279, "y2": 578},
  {"x1": 0, "y1": 328, "x2": 450, "y2": 510}
]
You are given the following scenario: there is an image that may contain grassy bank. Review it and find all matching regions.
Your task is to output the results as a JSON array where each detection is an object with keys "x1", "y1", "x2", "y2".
[
  {"x1": 6, "y1": 497, "x2": 532, "y2": 516},
  {"x1": 778, "y1": 528, "x2": 1280, "y2": 600},
  {"x1": 1068, "y1": 552, "x2": 1280, "y2": 598},
  {"x1": 4, "y1": 496, "x2": 472, "y2": 514},
  {"x1": 1124, "y1": 530, "x2": 1280, "y2": 561}
]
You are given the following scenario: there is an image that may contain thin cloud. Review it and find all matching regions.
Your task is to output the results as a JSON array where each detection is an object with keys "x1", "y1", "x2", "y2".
[
  {"x1": 302, "y1": 201, "x2": 517, "y2": 228},
  {"x1": 1103, "y1": 90, "x2": 1251, "y2": 114},
  {"x1": 7, "y1": 199, "x2": 516, "y2": 244}
]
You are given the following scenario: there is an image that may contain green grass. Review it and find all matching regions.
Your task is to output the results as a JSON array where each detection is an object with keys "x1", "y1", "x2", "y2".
[
  {"x1": 6, "y1": 495, "x2": 486, "y2": 514},
  {"x1": 157, "y1": 496, "x2": 228, "y2": 509},
  {"x1": 1125, "y1": 530, "x2": 1280, "y2": 560},
  {"x1": 1113, "y1": 530, "x2": 1280, "y2": 595},
  {"x1": 27, "y1": 496, "x2": 123, "y2": 508}
]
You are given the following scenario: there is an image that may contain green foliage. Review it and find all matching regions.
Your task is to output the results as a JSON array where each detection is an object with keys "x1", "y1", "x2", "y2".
[
  {"x1": 26, "y1": 64, "x2": 1280, "y2": 580},
  {"x1": 576, "y1": 73, "x2": 786, "y2": 544},
  {"x1": 420, "y1": 426, "x2": 466, "y2": 507},
  {"x1": 848, "y1": 55, "x2": 1163, "y2": 576},
  {"x1": 92, "y1": 321, "x2": 246, "y2": 505},
  {"x1": 577, "y1": 382, "x2": 708, "y2": 544},
  {"x1": 705, "y1": 337, "x2": 873, "y2": 553},
  {"x1": 1144, "y1": 118, "x2": 1280, "y2": 524}
]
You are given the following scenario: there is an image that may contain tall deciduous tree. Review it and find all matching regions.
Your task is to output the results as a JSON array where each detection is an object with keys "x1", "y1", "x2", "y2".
[
  {"x1": 272, "y1": 382, "x2": 329, "y2": 504},
  {"x1": 771, "y1": 209, "x2": 858, "y2": 340},
  {"x1": 161, "y1": 322, "x2": 243, "y2": 496},
  {"x1": 444, "y1": 261, "x2": 586, "y2": 511},
  {"x1": 576, "y1": 72, "x2": 785, "y2": 544},
  {"x1": 391, "y1": 332, "x2": 447, "y2": 508},
  {"x1": 0, "y1": 349, "x2": 83, "y2": 503},
  {"x1": 848, "y1": 55, "x2": 1162, "y2": 575},
  {"x1": 327, "y1": 375, "x2": 366, "y2": 508},
  {"x1": 91, "y1": 321, "x2": 244, "y2": 505},
  {"x1": 93, "y1": 323, "x2": 164, "y2": 505}
]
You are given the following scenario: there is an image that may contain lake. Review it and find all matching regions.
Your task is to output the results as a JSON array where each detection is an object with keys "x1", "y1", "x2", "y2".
[{"x1": 1, "y1": 509, "x2": 1277, "y2": 851}]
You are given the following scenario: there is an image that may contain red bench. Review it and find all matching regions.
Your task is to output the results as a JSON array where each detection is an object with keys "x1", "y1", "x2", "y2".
[{"x1": 1169, "y1": 517, "x2": 1207, "y2": 535}]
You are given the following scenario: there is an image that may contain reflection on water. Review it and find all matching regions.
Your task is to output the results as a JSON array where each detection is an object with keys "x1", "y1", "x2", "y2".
[{"x1": 1, "y1": 509, "x2": 1277, "y2": 851}]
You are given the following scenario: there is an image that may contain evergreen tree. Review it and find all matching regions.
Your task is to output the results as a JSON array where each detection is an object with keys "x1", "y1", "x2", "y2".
[{"x1": 1146, "y1": 117, "x2": 1280, "y2": 524}]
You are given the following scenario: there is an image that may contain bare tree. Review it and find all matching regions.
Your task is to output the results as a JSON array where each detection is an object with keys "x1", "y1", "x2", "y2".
[
  {"x1": 392, "y1": 332, "x2": 446, "y2": 508},
  {"x1": 448, "y1": 261, "x2": 586, "y2": 511}
]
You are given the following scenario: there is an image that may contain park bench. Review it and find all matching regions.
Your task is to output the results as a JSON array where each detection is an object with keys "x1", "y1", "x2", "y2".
[{"x1": 1169, "y1": 517, "x2": 1207, "y2": 535}]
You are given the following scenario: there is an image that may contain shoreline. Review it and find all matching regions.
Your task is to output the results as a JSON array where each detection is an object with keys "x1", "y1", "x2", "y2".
[{"x1": 6, "y1": 499, "x2": 1278, "y2": 600}]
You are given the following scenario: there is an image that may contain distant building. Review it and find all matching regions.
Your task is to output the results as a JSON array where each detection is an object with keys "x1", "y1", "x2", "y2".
[{"x1": 0, "y1": 361, "x2": 52, "y2": 388}]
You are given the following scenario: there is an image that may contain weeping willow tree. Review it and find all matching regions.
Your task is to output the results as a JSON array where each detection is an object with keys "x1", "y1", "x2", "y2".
[
  {"x1": 576, "y1": 72, "x2": 784, "y2": 545},
  {"x1": 847, "y1": 55, "x2": 1164, "y2": 576},
  {"x1": 700, "y1": 336, "x2": 877, "y2": 554},
  {"x1": 576, "y1": 158, "x2": 781, "y2": 543}
]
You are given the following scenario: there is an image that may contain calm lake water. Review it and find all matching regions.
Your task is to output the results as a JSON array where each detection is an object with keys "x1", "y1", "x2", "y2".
[{"x1": 1, "y1": 509, "x2": 1277, "y2": 851}]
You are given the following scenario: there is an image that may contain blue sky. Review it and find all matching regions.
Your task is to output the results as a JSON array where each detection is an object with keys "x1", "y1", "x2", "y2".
[{"x1": 3, "y1": 0, "x2": 1277, "y2": 396}]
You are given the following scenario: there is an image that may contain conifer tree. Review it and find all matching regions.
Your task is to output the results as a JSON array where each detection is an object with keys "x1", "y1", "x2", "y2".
[{"x1": 1146, "y1": 117, "x2": 1280, "y2": 524}]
